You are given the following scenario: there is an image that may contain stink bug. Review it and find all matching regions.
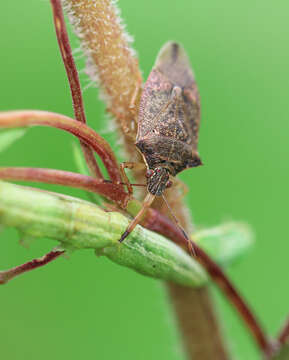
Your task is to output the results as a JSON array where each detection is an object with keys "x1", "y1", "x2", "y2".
[{"x1": 120, "y1": 42, "x2": 202, "y2": 254}]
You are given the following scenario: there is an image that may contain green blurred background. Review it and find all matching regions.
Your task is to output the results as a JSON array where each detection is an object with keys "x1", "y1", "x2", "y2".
[{"x1": 1, "y1": 1, "x2": 288, "y2": 359}]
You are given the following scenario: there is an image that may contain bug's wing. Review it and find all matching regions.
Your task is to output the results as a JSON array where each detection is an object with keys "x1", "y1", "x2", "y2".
[
  {"x1": 137, "y1": 68, "x2": 172, "y2": 141},
  {"x1": 156, "y1": 41, "x2": 196, "y2": 89},
  {"x1": 137, "y1": 42, "x2": 200, "y2": 152}
]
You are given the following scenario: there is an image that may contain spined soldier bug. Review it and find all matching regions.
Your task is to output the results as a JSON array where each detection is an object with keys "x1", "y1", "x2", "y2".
[{"x1": 119, "y1": 42, "x2": 202, "y2": 254}]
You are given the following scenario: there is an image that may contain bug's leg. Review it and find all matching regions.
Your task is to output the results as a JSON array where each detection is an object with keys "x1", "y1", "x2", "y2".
[
  {"x1": 119, "y1": 162, "x2": 146, "y2": 195},
  {"x1": 119, "y1": 192, "x2": 155, "y2": 242},
  {"x1": 162, "y1": 194, "x2": 196, "y2": 256}
]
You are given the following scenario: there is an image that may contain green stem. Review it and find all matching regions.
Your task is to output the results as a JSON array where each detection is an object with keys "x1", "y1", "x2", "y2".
[{"x1": 0, "y1": 181, "x2": 252, "y2": 287}]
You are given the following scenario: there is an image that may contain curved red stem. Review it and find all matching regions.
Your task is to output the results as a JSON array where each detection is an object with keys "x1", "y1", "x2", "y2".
[
  {"x1": 0, "y1": 167, "x2": 129, "y2": 207},
  {"x1": 0, "y1": 110, "x2": 122, "y2": 184},
  {"x1": 0, "y1": 250, "x2": 64, "y2": 284}
]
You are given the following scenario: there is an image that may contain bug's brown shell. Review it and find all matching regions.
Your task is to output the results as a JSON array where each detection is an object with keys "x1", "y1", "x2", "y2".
[{"x1": 136, "y1": 42, "x2": 201, "y2": 176}]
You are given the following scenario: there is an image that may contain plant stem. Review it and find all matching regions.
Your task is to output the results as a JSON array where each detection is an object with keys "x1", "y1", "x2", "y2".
[
  {"x1": 0, "y1": 110, "x2": 123, "y2": 185},
  {"x1": 0, "y1": 181, "x2": 250, "y2": 287},
  {"x1": 50, "y1": 0, "x2": 102, "y2": 179},
  {"x1": 168, "y1": 284, "x2": 229, "y2": 360},
  {"x1": 0, "y1": 250, "x2": 64, "y2": 284},
  {"x1": 0, "y1": 181, "x2": 206, "y2": 287},
  {"x1": 0, "y1": 167, "x2": 129, "y2": 206}
]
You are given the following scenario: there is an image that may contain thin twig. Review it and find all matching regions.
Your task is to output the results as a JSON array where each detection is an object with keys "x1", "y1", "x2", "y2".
[
  {"x1": 0, "y1": 110, "x2": 123, "y2": 186},
  {"x1": 50, "y1": 0, "x2": 102, "y2": 179},
  {"x1": 0, "y1": 250, "x2": 64, "y2": 284},
  {"x1": 0, "y1": 167, "x2": 129, "y2": 207}
]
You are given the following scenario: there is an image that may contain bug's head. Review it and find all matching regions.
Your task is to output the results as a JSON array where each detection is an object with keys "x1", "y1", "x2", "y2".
[{"x1": 146, "y1": 167, "x2": 171, "y2": 196}]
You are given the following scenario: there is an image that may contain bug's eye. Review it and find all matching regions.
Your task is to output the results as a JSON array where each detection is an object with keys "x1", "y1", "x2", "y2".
[
  {"x1": 146, "y1": 169, "x2": 154, "y2": 178},
  {"x1": 166, "y1": 180, "x2": 173, "y2": 188}
]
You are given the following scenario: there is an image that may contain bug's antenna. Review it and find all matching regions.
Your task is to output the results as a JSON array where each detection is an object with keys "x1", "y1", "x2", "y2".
[
  {"x1": 103, "y1": 180, "x2": 146, "y2": 187},
  {"x1": 162, "y1": 194, "x2": 196, "y2": 257}
]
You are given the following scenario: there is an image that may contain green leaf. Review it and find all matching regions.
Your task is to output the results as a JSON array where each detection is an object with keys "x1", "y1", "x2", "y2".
[{"x1": 0, "y1": 128, "x2": 26, "y2": 153}]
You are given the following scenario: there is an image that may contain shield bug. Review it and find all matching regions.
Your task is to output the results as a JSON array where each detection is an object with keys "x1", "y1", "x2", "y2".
[{"x1": 119, "y1": 41, "x2": 202, "y2": 254}]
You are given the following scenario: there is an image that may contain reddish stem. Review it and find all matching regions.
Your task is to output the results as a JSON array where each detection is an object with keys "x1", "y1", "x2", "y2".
[
  {"x1": 195, "y1": 246, "x2": 273, "y2": 358},
  {"x1": 0, "y1": 167, "x2": 129, "y2": 207},
  {"x1": 277, "y1": 315, "x2": 289, "y2": 346},
  {"x1": 143, "y1": 207, "x2": 188, "y2": 247},
  {"x1": 0, "y1": 110, "x2": 122, "y2": 184},
  {"x1": 50, "y1": 0, "x2": 102, "y2": 179},
  {"x1": 143, "y1": 210, "x2": 273, "y2": 358},
  {"x1": 0, "y1": 250, "x2": 64, "y2": 284}
]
